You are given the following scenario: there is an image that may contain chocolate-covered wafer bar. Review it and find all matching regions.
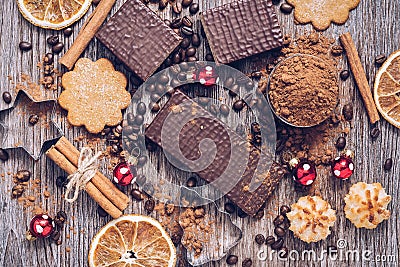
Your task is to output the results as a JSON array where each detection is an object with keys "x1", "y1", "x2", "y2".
[
  {"x1": 96, "y1": 0, "x2": 182, "y2": 81},
  {"x1": 201, "y1": 0, "x2": 283, "y2": 64},
  {"x1": 145, "y1": 91, "x2": 285, "y2": 216}
]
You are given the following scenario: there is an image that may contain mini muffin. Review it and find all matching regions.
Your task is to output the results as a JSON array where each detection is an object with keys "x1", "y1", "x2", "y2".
[
  {"x1": 286, "y1": 195, "x2": 336, "y2": 243},
  {"x1": 344, "y1": 182, "x2": 391, "y2": 229}
]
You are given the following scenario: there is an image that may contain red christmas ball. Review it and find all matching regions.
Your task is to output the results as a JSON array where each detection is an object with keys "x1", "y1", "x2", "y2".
[
  {"x1": 29, "y1": 214, "x2": 55, "y2": 238},
  {"x1": 113, "y1": 162, "x2": 136, "y2": 186},
  {"x1": 290, "y1": 158, "x2": 317, "y2": 186},
  {"x1": 192, "y1": 65, "x2": 219, "y2": 86},
  {"x1": 331, "y1": 150, "x2": 354, "y2": 180}
]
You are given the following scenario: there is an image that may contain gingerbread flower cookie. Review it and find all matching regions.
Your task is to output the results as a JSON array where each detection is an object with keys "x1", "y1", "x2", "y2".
[
  {"x1": 59, "y1": 58, "x2": 131, "y2": 134},
  {"x1": 344, "y1": 182, "x2": 391, "y2": 229},
  {"x1": 287, "y1": 0, "x2": 360, "y2": 31},
  {"x1": 286, "y1": 196, "x2": 336, "y2": 243}
]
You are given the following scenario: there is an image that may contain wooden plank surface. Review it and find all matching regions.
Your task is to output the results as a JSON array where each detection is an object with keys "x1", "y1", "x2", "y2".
[{"x1": 0, "y1": 0, "x2": 399, "y2": 266}]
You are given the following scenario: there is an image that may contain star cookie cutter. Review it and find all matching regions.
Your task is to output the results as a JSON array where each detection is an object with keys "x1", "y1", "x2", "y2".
[
  {"x1": 178, "y1": 186, "x2": 243, "y2": 266},
  {"x1": 0, "y1": 90, "x2": 63, "y2": 160}
]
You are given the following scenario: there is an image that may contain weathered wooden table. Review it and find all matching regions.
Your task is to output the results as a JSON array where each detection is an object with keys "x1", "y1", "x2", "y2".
[{"x1": 0, "y1": 0, "x2": 399, "y2": 266}]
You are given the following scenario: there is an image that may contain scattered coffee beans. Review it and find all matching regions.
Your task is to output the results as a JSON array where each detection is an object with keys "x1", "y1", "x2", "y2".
[
  {"x1": 47, "y1": 35, "x2": 59, "y2": 46},
  {"x1": 273, "y1": 215, "x2": 285, "y2": 226},
  {"x1": 224, "y1": 202, "x2": 236, "y2": 214},
  {"x1": 131, "y1": 189, "x2": 144, "y2": 201},
  {"x1": 182, "y1": 0, "x2": 193, "y2": 7},
  {"x1": 265, "y1": 236, "x2": 275, "y2": 245},
  {"x1": 280, "y1": 3, "x2": 293, "y2": 13},
  {"x1": 2, "y1": 92, "x2": 12, "y2": 104},
  {"x1": 226, "y1": 255, "x2": 238, "y2": 265},
  {"x1": 64, "y1": 27, "x2": 73, "y2": 36},
  {"x1": 384, "y1": 158, "x2": 393, "y2": 171},
  {"x1": 144, "y1": 198, "x2": 155, "y2": 213},
  {"x1": 12, "y1": 185, "x2": 24, "y2": 198},
  {"x1": 375, "y1": 54, "x2": 387, "y2": 65},
  {"x1": 340, "y1": 70, "x2": 350, "y2": 80},
  {"x1": 19, "y1": 41, "x2": 32, "y2": 51},
  {"x1": 220, "y1": 104, "x2": 230, "y2": 116},
  {"x1": 335, "y1": 137, "x2": 347, "y2": 150},
  {"x1": 242, "y1": 258, "x2": 252, "y2": 267},
  {"x1": 189, "y1": 3, "x2": 199, "y2": 14},
  {"x1": 271, "y1": 237, "x2": 284, "y2": 250},
  {"x1": 274, "y1": 226, "x2": 286, "y2": 237},
  {"x1": 54, "y1": 211, "x2": 67, "y2": 227},
  {"x1": 28, "y1": 114, "x2": 39, "y2": 125},
  {"x1": 255, "y1": 234, "x2": 265, "y2": 245},
  {"x1": 280, "y1": 205, "x2": 291, "y2": 215},
  {"x1": 44, "y1": 53, "x2": 54, "y2": 65},
  {"x1": 233, "y1": 99, "x2": 245, "y2": 111},
  {"x1": 342, "y1": 103, "x2": 354, "y2": 121},
  {"x1": 52, "y1": 42, "x2": 64, "y2": 53},
  {"x1": 16, "y1": 170, "x2": 31, "y2": 182},
  {"x1": 0, "y1": 149, "x2": 9, "y2": 161}
]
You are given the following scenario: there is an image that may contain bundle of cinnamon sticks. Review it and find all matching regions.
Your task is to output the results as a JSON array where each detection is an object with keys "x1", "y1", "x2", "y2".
[{"x1": 46, "y1": 137, "x2": 129, "y2": 218}]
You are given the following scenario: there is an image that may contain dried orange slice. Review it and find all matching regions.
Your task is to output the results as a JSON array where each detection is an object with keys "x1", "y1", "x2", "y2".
[
  {"x1": 88, "y1": 215, "x2": 176, "y2": 267},
  {"x1": 374, "y1": 50, "x2": 400, "y2": 128},
  {"x1": 17, "y1": 0, "x2": 92, "y2": 30}
]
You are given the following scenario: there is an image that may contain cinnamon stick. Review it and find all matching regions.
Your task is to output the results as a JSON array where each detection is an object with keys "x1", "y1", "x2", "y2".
[
  {"x1": 59, "y1": 0, "x2": 117, "y2": 70},
  {"x1": 339, "y1": 32, "x2": 380, "y2": 124},
  {"x1": 54, "y1": 137, "x2": 129, "y2": 210},
  {"x1": 46, "y1": 146, "x2": 122, "y2": 218}
]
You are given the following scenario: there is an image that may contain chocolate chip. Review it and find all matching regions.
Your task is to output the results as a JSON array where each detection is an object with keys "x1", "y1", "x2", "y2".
[
  {"x1": 242, "y1": 258, "x2": 252, "y2": 267},
  {"x1": 220, "y1": 104, "x2": 230, "y2": 116},
  {"x1": 280, "y1": 205, "x2": 291, "y2": 215},
  {"x1": 265, "y1": 236, "x2": 275, "y2": 245},
  {"x1": 186, "y1": 176, "x2": 197, "y2": 187},
  {"x1": 224, "y1": 202, "x2": 236, "y2": 214},
  {"x1": 136, "y1": 175, "x2": 146, "y2": 186},
  {"x1": 335, "y1": 137, "x2": 347, "y2": 150},
  {"x1": 340, "y1": 70, "x2": 350, "y2": 80},
  {"x1": 370, "y1": 126, "x2": 381, "y2": 139},
  {"x1": 271, "y1": 238, "x2": 284, "y2": 250},
  {"x1": 97, "y1": 206, "x2": 109, "y2": 217},
  {"x1": 233, "y1": 99, "x2": 245, "y2": 111},
  {"x1": 280, "y1": 3, "x2": 293, "y2": 13},
  {"x1": 226, "y1": 255, "x2": 238, "y2": 265},
  {"x1": 255, "y1": 234, "x2": 265, "y2": 245},
  {"x1": 56, "y1": 176, "x2": 68, "y2": 188},
  {"x1": 0, "y1": 149, "x2": 9, "y2": 161},
  {"x1": 131, "y1": 189, "x2": 144, "y2": 201},
  {"x1": 52, "y1": 42, "x2": 64, "y2": 53},
  {"x1": 28, "y1": 114, "x2": 39, "y2": 125},
  {"x1": 375, "y1": 54, "x2": 387, "y2": 65},
  {"x1": 189, "y1": 3, "x2": 199, "y2": 14},
  {"x1": 144, "y1": 198, "x2": 155, "y2": 213},
  {"x1": 47, "y1": 35, "x2": 59, "y2": 46},
  {"x1": 384, "y1": 158, "x2": 393, "y2": 171},
  {"x1": 2, "y1": 92, "x2": 12, "y2": 104},
  {"x1": 16, "y1": 170, "x2": 31, "y2": 182},
  {"x1": 19, "y1": 41, "x2": 32, "y2": 51},
  {"x1": 170, "y1": 224, "x2": 183, "y2": 245},
  {"x1": 63, "y1": 27, "x2": 73, "y2": 37},
  {"x1": 274, "y1": 226, "x2": 286, "y2": 237},
  {"x1": 342, "y1": 103, "x2": 354, "y2": 121}
]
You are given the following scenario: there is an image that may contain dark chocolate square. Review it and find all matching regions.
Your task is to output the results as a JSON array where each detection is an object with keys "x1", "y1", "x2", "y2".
[
  {"x1": 96, "y1": 0, "x2": 182, "y2": 80},
  {"x1": 201, "y1": 0, "x2": 283, "y2": 64}
]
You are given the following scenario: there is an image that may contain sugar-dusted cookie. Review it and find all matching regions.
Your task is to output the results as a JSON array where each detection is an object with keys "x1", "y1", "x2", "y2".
[
  {"x1": 287, "y1": 0, "x2": 361, "y2": 31},
  {"x1": 344, "y1": 182, "x2": 391, "y2": 229},
  {"x1": 59, "y1": 58, "x2": 131, "y2": 134}
]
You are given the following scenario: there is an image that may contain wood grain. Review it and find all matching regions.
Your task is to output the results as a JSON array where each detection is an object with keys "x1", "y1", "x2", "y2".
[{"x1": 0, "y1": 0, "x2": 399, "y2": 266}]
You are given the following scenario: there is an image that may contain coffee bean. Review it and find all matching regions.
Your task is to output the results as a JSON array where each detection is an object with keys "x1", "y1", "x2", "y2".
[
  {"x1": 144, "y1": 198, "x2": 155, "y2": 213},
  {"x1": 52, "y1": 42, "x2": 64, "y2": 53},
  {"x1": 97, "y1": 206, "x2": 108, "y2": 217},
  {"x1": 273, "y1": 215, "x2": 285, "y2": 226},
  {"x1": 274, "y1": 226, "x2": 286, "y2": 237},
  {"x1": 136, "y1": 175, "x2": 146, "y2": 185},
  {"x1": 172, "y1": 1, "x2": 182, "y2": 14},
  {"x1": 19, "y1": 41, "x2": 32, "y2": 51},
  {"x1": 56, "y1": 176, "x2": 68, "y2": 188},
  {"x1": 331, "y1": 45, "x2": 343, "y2": 56},
  {"x1": 280, "y1": 205, "x2": 291, "y2": 215},
  {"x1": 271, "y1": 238, "x2": 284, "y2": 250},
  {"x1": 159, "y1": 0, "x2": 168, "y2": 10},
  {"x1": 278, "y1": 247, "x2": 289, "y2": 258},
  {"x1": 340, "y1": 70, "x2": 350, "y2": 80},
  {"x1": 131, "y1": 189, "x2": 144, "y2": 201},
  {"x1": 137, "y1": 156, "x2": 148, "y2": 167},
  {"x1": 237, "y1": 208, "x2": 248, "y2": 218},
  {"x1": 16, "y1": 170, "x2": 31, "y2": 182},
  {"x1": 172, "y1": 52, "x2": 181, "y2": 64},
  {"x1": 224, "y1": 202, "x2": 236, "y2": 214},
  {"x1": 226, "y1": 255, "x2": 238, "y2": 265},
  {"x1": 170, "y1": 18, "x2": 182, "y2": 29},
  {"x1": 233, "y1": 100, "x2": 245, "y2": 111},
  {"x1": 375, "y1": 54, "x2": 387, "y2": 65},
  {"x1": 182, "y1": 0, "x2": 193, "y2": 7},
  {"x1": 265, "y1": 236, "x2": 275, "y2": 245},
  {"x1": 0, "y1": 149, "x2": 9, "y2": 161},
  {"x1": 335, "y1": 137, "x2": 346, "y2": 150},
  {"x1": 181, "y1": 26, "x2": 194, "y2": 36},
  {"x1": 255, "y1": 234, "x2": 265, "y2": 245},
  {"x1": 50, "y1": 230, "x2": 61, "y2": 241},
  {"x1": 63, "y1": 27, "x2": 73, "y2": 37},
  {"x1": 134, "y1": 114, "x2": 144, "y2": 125},
  {"x1": 370, "y1": 126, "x2": 380, "y2": 139},
  {"x1": 242, "y1": 258, "x2": 252, "y2": 267},
  {"x1": 205, "y1": 53, "x2": 214, "y2": 61},
  {"x1": 136, "y1": 102, "x2": 147, "y2": 115},
  {"x1": 44, "y1": 53, "x2": 54, "y2": 65},
  {"x1": 191, "y1": 33, "x2": 201, "y2": 47},
  {"x1": 187, "y1": 56, "x2": 198, "y2": 62},
  {"x1": 150, "y1": 103, "x2": 160, "y2": 112},
  {"x1": 180, "y1": 38, "x2": 191, "y2": 49},
  {"x1": 189, "y1": 3, "x2": 199, "y2": 14},
  {"x1": 384, "y1": 158, "x2": 393, "y2": 171},
  {"x1": 280, "y1": 3, "x2": 293, "y2": 13},
  {"x1": 220, "y1": 104, "x2": 230, "y2": 116},
  {"x1": 342, "y1": 103, "x2": 353, "y2": 121},
  {"x1": 182, "y1": 16, "x2": 193, "y2": 27},
  {"x1": 186, "y1": 47, "x2": 197, "y2": 57},
  {"x1": 47, "y1": 36, "x2": 59, "y2": 46},
  {"x1": 2, "y1": 92, "x2": 12, "y2": 104},
  {"x1": 186, "y1": 176, "x2": 197, "y2": 187}
]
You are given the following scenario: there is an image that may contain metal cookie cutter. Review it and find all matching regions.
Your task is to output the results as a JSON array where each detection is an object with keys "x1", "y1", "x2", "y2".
[
  {"x1": 0, "y1": 90, "x2": 63, "y2": 160},
  {"x1": 179, "y1": 186, "x2": 243, "y2": 266}
]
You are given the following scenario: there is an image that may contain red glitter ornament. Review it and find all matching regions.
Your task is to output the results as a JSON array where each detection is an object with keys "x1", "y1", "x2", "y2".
[
  {"x1": 29, "y1": 214, "x2": 55, "y2": 238},
  {"x1": 289, "y1": 158, "x2": 317, "y2": 186},
  {"x1": 331, "y1": 150, "x2": 354, "y2": 180},
  {"x1": 192, "y1": 65, "x2": 219, "y2": 86},
  {"x1": 113, "y1": 162, "x2": 136, "y2": 186}
]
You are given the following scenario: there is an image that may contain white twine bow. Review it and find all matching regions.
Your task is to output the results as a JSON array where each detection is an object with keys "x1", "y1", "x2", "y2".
[{"x1": 65, "y1": 147, "x2": 102, "y2": 203}]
